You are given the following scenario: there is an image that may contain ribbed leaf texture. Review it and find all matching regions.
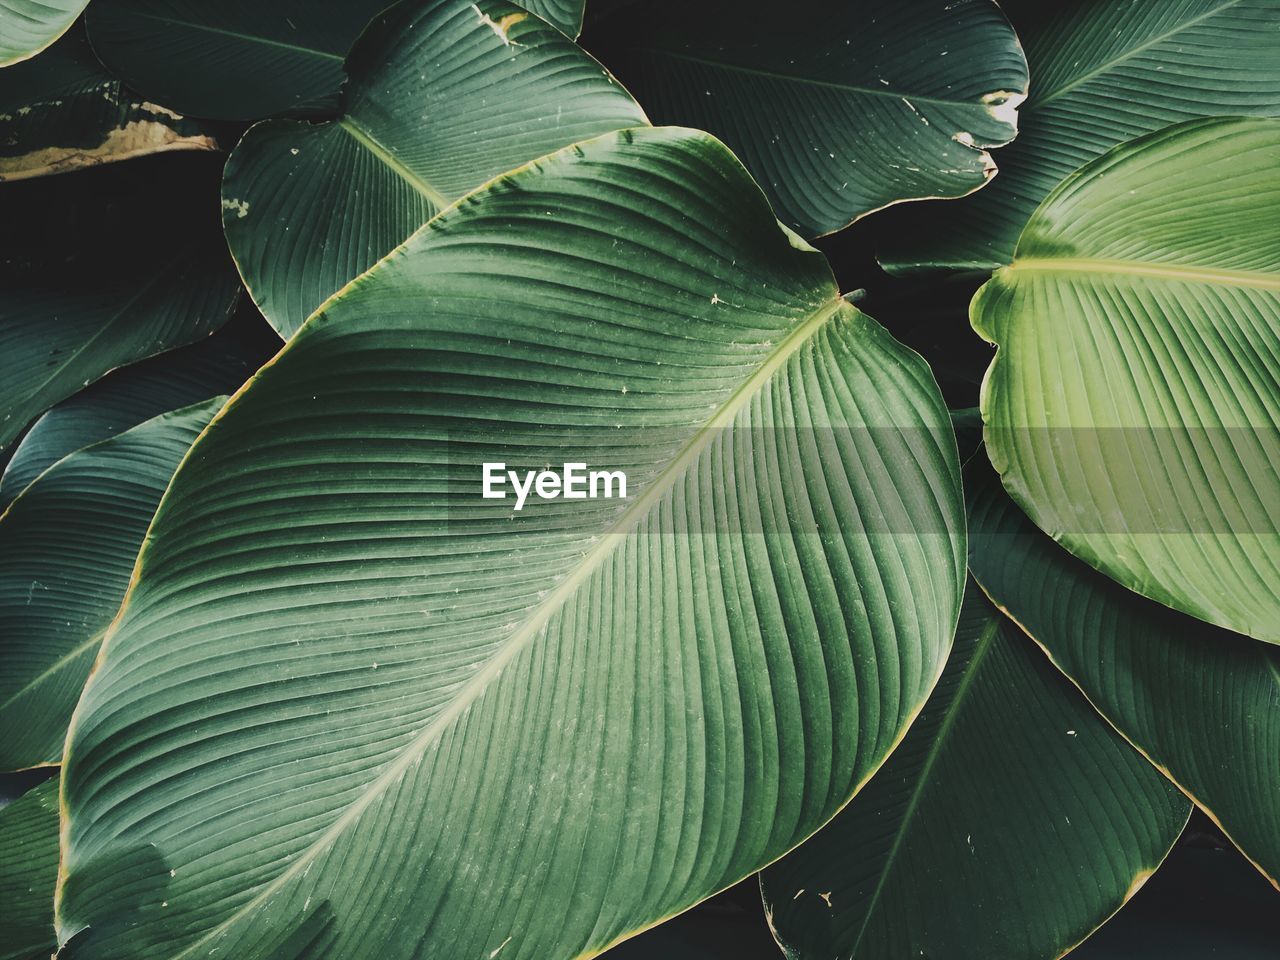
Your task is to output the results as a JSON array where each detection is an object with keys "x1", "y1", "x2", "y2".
[
  {"x1": 222, "y1": 0, "x2": 648, "y2": 338},
  {"x1": 882, "y1": 0, "x2": 1280, "y2": 272},
  {"x1": 604, "y1": 0, "x2": 1027, "y2": 238},
  {"x1": 0, "y1": 0, "x2": 87, "y2": 66},
  {"x1": 58, "y1": 127, "x2": 965, "y2": 960},
  {"x1": 0, "y1": 399, "x2": 224, "y2": 770},
  {"x1": 968, "y1": 458, "x2": 1280, "y2": 888},
  {"x1": 0, "y1": 28, "x2": 218, "y2": 182},
  {"x1": 762, "y1": 587, "x2": 1190, "y2": 960},
  {"x1": 973, "y1": 117, "x2": 1280, "y2": 641},
  {"x1": 85, "y1": 0, "x2": 392, "y2": 120},
  {"x1": 0, "y1": 777, "x2": 59, "y2": 960}
]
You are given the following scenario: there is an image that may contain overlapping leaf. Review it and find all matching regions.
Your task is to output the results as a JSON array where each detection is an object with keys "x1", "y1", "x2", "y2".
[
  {"x1": 0, "y1": 0, "x2": 88, "y2": 66},
  {"x1": 968, "y1": 458, "x2": 1280, "y2": 888},
  {"x1": 601, "y1": 0, "x2": 1027, "y2": 238},
  {"x1": 0, "y1": 776, "x2": 59, "y2": 960},
  {"x1": 973, "y1": 116, "x2": 1280, "y2": 641},
  {"x1": 0, "y1": 28, "x2": 218, "y2": 182},
  {"x1": 762, "y1": 587, "x2": 1190, "y2": 960},
  {"x1": 58, "y1": 127, "x2": 965, "y2": 960},
  {"x1": 881, "y1": 0, "x2": 1280, "y2": 272},
  {"x1": 222, "y1": 0, "x2": 647, "y2": 338},
  {"x1": 0, "y1": 399, "x2": 224, "y2": 770},
  {"x1": 0, "y1": 315, "x2": 272, "y2": 503},
  {"x1": 85, "y1": 0, "x2": 392, "y2": 120}
]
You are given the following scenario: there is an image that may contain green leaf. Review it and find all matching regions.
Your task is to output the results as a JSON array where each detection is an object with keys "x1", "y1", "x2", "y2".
[
  {"x1": 58, "y1": 127, "x2": 965, "y2": 960},
  {"x1": 972, "y1": 116, "x2": 1280, "y2": 642},
  {"x1": 0, "y1": 156, "x2": 241, "y2": 455},
  {"x1": 0, "y1": 27, "x2": 219, "y2": 182},
  {"x1": 0, "y1": 255, "x2": 239, "y2": 455},
  {"x1": 222, "y1": 0, "x2": 647, "y2": 339},
  {"x1": 0, "y1": 316, "x2": 271, "y2": 504},
  {"x1": 0, "y1": 399, "x2": 224, "y2": 771},
  {"x1": 523, "y1": 0, "x2": 585, "y2": 37},
  {"x1": 85, "y1": 0, "x2": 392, "y2": 120},
  {"x1": 601, "y1": 0, "x2": 1027, "y2": 238},
  {"x1": 967, "y1": 456, "x2": 1280, "y2": 889},
  {"x1": 881, "y1": 0, "x2": 1280, "y2": 273},
  {"x1": 0, "y1": 0, "x2": 87, "y2": 67},
  {"x1": 0, "y1": 776, "x2": 59, "y2": 960},
  {"x1": 761, "y1": 586, "x2": 1190, "y2": 960}
]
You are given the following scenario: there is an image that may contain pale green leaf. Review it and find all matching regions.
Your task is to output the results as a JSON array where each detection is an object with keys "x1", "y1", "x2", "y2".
[
  {"x1": 973, "y1": 116, "x2": 1280, "y2": 641},
  {"x1": 58, "y1": 126, "x2": 965, "y2": 960},
  {"x1": 0, "y1": 0, "x2": 87, "y2": 67},
  {"x1": 222, "y1": 0, "x2": 648, "y2": 338}
]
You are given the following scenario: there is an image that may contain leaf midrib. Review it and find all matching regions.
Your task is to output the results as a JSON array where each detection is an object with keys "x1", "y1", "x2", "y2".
[
  {"x1": 848, "y1": 611, "x2": 1000, "y2": 956},
  {"x1": 1032, "y1": 0, "x2": 1242, "y2": 108},
  {"x1": 100, "y1": 10, "x2": 345, "y2": 63},
  {"x1": 638, "y1": 47, "x2": 1002, "y2": 113},
  {"x1": 1008, "y1": 257, "x2": 1280, "y2": 292},
  {"x1": 163, "y1": 293, "x2": 848, "y2": 960},
  {"x1": 337, "y1": 118, "x2": 450, "y2": 209}
]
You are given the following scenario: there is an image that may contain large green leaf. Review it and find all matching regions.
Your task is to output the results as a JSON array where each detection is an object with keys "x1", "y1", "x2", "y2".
[
  {"x1": 58, "y1": 127, "x2": 965, "y2": 960},
  {"x1": 0, "y1": 776, "x2": 59, "y2": 960},
  {"x1": 0, "y1": 27, "x2": 218, "y2": 182},
  {"x1": 0, "y1": 399, "x2": 224, "y2": 771},
  {"x1": 0, "y1": 0, "x2": 87, "y2": 66},
  {"x1": 600, "y1": 0, "x2": 1026, "y2": 239},
  {"x1": 761, "y1": 587, "x2": 1190, "y2": 960},
  {"x1": 0, "y1": 316, "x2": 273, "y2": 503},
  {"x1": 967, "y1": 458, "x2": 1280, "y2": 888},
  {"x1": 84, "y1": 0, "x2": 392, "y2": 121},
  {"x1": 222, "y1": 0, "x2": 647, "y2": 339},
  {"x1": 881, "y1": 0, "x2": 1280, "y2": 273},
  {"x1": 973, "y1": 116, "x2": 1280, "y2": 641}
]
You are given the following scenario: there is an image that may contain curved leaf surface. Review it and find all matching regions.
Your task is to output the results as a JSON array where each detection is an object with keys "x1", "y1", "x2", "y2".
[
  {"x1": 0, "y1": 776, "x2": 59, "y2": 960},
  {"x1": 58, "y1": 127, "x2": 965, "y2": 960},
  {"x1": 973, "y1": 116, "x2": 1280, "y2": 641},
  {"x1": 0, "y1": 249, "x2": 239, "y2": 454},
  {"x1": 85, "y1": 0, "x2": 391, "y2": 121},
  {"x1": 881, "y1": 0, "x2": 1280, "y2": 273},
  {"x1": 0, "y1": 28, "x2": 218, "y2": 182},
  {"x1": 968, "y1": 458, "x2": 1280, "y2": 888},
  {"x1": 761, "y1": 587, "x2": 1190, "y2": 960},
  {"x1": 0, "y1": 399, "x2": 224, "y2": 770},
  {"x1": 524, "y1": 0, "x2": 585, "y2": 37},
  {"x1": 0, "y1": 319, "x2": 272, "y2": 504},
  {"x1": 223, "y1": 0, "x2": 647, "y2": 339},
  {"x1": 0, "y1": 0, "x2": 87, "y2": 66},
  {"x1": 602, "y1": 0, "x2": 1027, "y2": 238}
]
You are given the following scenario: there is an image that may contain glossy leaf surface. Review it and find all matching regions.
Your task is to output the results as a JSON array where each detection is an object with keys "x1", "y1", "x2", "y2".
[
  {"x1": 59, "y1": 127, "x2": 965, "y2": 960},
  {"x1": 0, "y1": 777, "x2": 59, "y2": 960},
  {"x1": 603, "y1": 0, "x2": 1027, "y2": 237},
  {"x1": 968, "y1": 458, "x2": 1280, "y2": 888},
  {"x1": 973, "y1": 117, "x2": 1280, "y2": 641},
  {"x1": 881, "y1": 0, "x2": 1280, "y2": 272},
  {"x1": 0, "y1": 400, "x2": 224, "y2": 770},
  {"x1": 762, "y1": 588, "x2": 1190, "y2": 960},
  {"x1": 222, "y1": 0, "x2": 647, "y2": 337}
]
